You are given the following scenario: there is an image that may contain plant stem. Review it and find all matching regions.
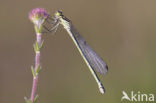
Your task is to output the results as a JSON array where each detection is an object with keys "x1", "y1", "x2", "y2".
[{"x1": 30, "y1": 33, "x2": 42, "y2": 103}]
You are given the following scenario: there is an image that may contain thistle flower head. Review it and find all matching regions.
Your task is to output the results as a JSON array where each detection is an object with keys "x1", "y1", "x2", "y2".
[{"x1": 29, "y1": 8, "x2": 48, "y2": 33}]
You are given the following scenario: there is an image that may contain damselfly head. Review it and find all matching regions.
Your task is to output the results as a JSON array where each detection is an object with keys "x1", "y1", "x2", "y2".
[
  {"x1": 55, "y1": 11, "x2": 70, "y2": 22},
  {"x1": 55, "y1": 10, "x2": 64, "y2": 20},
  {"x1": 55, "y1": 10, "x2": 63, "y2": 16}
]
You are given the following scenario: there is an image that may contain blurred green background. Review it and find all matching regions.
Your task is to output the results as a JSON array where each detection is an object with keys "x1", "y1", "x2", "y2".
[{"x1": 1, "y1": 0, "x2": 156, "y2": 103}]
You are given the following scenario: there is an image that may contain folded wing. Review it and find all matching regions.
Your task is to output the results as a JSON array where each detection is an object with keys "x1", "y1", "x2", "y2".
[{"x1": 70, "y1": 23, "x2": 108, "y2": 75}]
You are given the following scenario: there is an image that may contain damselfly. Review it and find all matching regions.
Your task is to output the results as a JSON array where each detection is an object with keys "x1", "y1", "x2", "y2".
[{"x1": 44, "y1": 11, "x2": 108, "y2": 94}]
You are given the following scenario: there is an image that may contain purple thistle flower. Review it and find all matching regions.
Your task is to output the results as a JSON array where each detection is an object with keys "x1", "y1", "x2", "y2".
[{"x1": 29, "y1": 8, "x2": 49, "y2": 33}]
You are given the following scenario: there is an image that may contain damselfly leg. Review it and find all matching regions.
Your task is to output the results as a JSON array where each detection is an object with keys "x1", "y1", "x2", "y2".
[{"x1": 43, "y1": 15, "x2": 60, "y2": 34}]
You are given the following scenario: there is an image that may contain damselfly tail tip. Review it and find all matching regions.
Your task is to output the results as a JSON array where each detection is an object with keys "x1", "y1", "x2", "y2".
[{"x1": 99, "y1": 87, "x2": 105, "y2": 94}]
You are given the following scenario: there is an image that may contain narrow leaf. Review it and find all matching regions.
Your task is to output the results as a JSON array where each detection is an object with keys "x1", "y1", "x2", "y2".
[
  {"x1": 33, "y1": 44, "x2": 36, "y2": 52},
  {"x1": 31, "y1": 66, "x2": 36, "y2": 78},
  {"x1": 24, "y1": 97, "x2": 32, "y2": 103},
  {"x1": 36, "y1": 64, "x2": 40, "y2": 75},
  {"x1": 35, "y1": 42, "x2": 39, "y2": 51},
  {"x1": 34, "y1": 94, "x2": 39, "y2": 103},
  {"x1": 24, "y1": 97, "x2": 28, "y2": 103},
  {"x1": 40, "y1": 40, "x2": 44, "y2": 49}
]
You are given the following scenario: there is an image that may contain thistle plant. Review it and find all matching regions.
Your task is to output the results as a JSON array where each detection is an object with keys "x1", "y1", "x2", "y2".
[{"x1": 25, "y1": 8, "x2": 48, "y2": 103}]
